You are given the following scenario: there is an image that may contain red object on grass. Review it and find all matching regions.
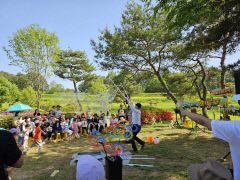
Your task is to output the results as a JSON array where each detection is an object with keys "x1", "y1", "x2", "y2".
[
  {"x1": 87, "y1": 134, "x2": 100, "y2": 147},
  {"x1": 103, "y1": 142, "x2": 117, "y2": 156}
]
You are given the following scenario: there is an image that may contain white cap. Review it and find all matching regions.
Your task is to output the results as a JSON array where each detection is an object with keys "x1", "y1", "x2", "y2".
[{"x1": 76, "y1": 155, "x2": 105, "y2": 180}]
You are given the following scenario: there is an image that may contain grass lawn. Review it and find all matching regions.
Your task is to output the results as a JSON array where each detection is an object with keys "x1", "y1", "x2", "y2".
[{"x1": 11, "y1": 123, "x2": 230, "y2": 180}]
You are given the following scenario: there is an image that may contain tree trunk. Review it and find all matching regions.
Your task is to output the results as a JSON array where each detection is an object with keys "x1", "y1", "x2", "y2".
[
  {"x1": 202, "y1": 106, "x2": 208, "y2": 118},
  {"x1": 197, "y1": 59, "x2": 209, "y2": 118},
  {"x1": 73, "y1": 80, "x2": 83, "y2": 111},
  {"x1": 155, "y1": 72, "x2": 178, "y2": 103},
  {"x1": 194, "y1": 81, "x2": 202, "y2": 100},
  {"x1": 37, "y1": 98, "x2": 41, "y2": 111},
  {"x1": 220, "y1": 40, "x2": 227, "y2": 89},
  {"x1": 37, "y1": 82, "x2": 41, "y2": 111}
]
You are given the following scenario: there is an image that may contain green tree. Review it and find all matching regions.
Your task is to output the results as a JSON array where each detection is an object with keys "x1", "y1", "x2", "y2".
[
  {"x1": 0, "y1": 71, "x2": 16, "y2": 84},
  {"x1": 54, "y1": 49, "x2": 95, "y2": 111},
  {"x1": 164, "y1": 72, "x2": 194, "y2": 97},
  {"x1": 153, "y1": 0, "x2": 240, "y2": 89},
  {"x1": 78, "y1": 76, "x2": 105, "y2": 93},
  {"x1": 144, "y1": 76, "x2": 162, "y2": 93},
  {"x1": 15, "y1": 73, "x2": 31, "y2": 90},
  {"x1": 3, "y1": 24, "x2": 59, "y2": 110},
  {"x1": 0, "y1": 76, "x2": 19, "y2": 107},
  {"x1": 110, "y1": 69, "x2": 143, "y2": 96},
  {"x1": 48, "y1": 81, "x2": 65, "y2": 93},
  {"x1": 91, "y1": 2, "x2": 180, "y2": 103},
  {"x1": 88, "y1": 78, "x2": 107, "y2": 94},
  {"x1": 20, "y1": 86, "x2": 37, "y2": 107},
  {"x1": 175, "y1": 50, "x2": 210, "y2": 117}
]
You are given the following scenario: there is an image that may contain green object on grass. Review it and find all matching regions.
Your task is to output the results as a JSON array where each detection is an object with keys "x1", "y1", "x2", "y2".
[{"x1": 194, "y1": 127, "x2": 198, "y2": 135}]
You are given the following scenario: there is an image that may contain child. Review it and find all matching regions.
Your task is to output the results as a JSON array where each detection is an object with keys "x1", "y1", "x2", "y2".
[
  {"x1": 18, "y1": 122, "x2": 25, "y2": 146},
  {"x1": 42, "y1": 119, "x2": 52, "y2": 143},
  {"x1": 87, "y1": 108, "x2": 92, "y2": 133},
  {"x1": 27, "y1": 123, "x2": 43, "y2": 154},
  {"x1": 98, "y1": 117, "x2": 105, "y2": 133},
  {"x1": 90, "y1": 114, "x2": 99, "y2": 133},
  {"x1": 110, "y1": 114, "x2": 115, "y2": 125},
  {"x1": 23, "y1": 124, "x2": 31, "y2": 152},
  {"x1": 78, "y1": 118, "x2": 82, "y2": 135},
  {"x1": 72, "y1": 118, "x2": 80, "y2": 139},
  {"x1": 52, "y1": 118, "x2": 62, "y2": 143},
  {"x1": 118, "y1": 105, "x2": 125, "y2": 119},
  {"x1": 81, "y1": 116, "x2": 88, "y2": 135},
  {"x1": 114, "y1": 114, "x2": 119, "y2": 123},
  {"x1": 9, "y1": 128, "x2": 22, "y2": 149},
  {"x1": 102, "y1": 113, "x2": 108, "y2": 128},
  {"x1": 64, "y1": 118, "x2": 73, "y2": 141}
]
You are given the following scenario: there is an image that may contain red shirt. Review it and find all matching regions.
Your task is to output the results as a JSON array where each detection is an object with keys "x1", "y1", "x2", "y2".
[{"x1": 34, "y1": 126, "x2": 41, "y2": 140}]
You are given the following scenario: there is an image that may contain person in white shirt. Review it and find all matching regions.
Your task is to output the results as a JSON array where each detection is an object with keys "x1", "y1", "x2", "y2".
[
  {"x1": 87, "y1": 108, "x2": 92, "y2": 133},
  {"x1": 98, "y1": 118, "x2": 105, "y2": 133},
  {"x1": 70, "y1": 114, "x2": 77, "y2": 125},
  {"x1": 118, "y1": 105, "x2": 125, "y2": 119},
  {"x1": 125, "y1": 97, "x2": 145, "y2": 152},
  {"x1": 180, "y1": 108, "x2": 236, "y2": 179},
  {"x1": 100, "y1": 113, "x2": 108, "y2": 128},
  {"x1": 23, "y1": 124, "x2": 31, "y2": 152},
  {"x1": 81, "y1": 116, "x2": 88, "y2": 135}
]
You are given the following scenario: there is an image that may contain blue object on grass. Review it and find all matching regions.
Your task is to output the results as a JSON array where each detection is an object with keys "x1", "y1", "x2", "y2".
[
  {"x1": 92, "y1": 129, "x2": 106, "y2": 143},
  {"x1": 126, "y1": 123, "x2": 139, "y2": 133}
]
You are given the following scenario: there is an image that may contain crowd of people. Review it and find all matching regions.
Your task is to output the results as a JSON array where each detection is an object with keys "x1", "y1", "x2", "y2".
[
  {"x1": 2, "y1": 96, "x2": 240, "y2": 180},
  {"x1": 7, "y1": 102, "x2": 138, "y2": 155},
  {"x1": 0, "y1": 95, "x2": 147, "y2": 180}
]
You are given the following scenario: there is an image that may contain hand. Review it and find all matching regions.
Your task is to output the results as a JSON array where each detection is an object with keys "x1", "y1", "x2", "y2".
[{"x1": 17, "y1": 144, "x2": 22, "y2": 148}]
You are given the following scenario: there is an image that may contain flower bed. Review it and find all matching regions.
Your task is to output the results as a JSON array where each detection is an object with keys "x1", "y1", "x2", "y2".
[
  {"x1": 0, "y1": 111, "x2": 34, "y2": 129},
  {"x1": 141, "y1": 110, "x2": 174, "y2": 125}
]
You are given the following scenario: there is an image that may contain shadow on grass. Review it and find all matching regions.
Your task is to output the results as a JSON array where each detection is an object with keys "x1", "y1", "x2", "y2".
[
  {"x1": 122, "y1": 133, "x2": 230, "y2": 180},
  {"x1": 12, "y1": 128, "x2": 230, "y2": 180}
]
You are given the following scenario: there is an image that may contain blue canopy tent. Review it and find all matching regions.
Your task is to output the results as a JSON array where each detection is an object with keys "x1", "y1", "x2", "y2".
[{"x1": 6, "y1": 104, "x2": 32, "y2": 112}]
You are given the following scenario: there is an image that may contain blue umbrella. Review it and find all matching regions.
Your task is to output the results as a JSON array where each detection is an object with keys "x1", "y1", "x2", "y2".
[{"x1": 7, "y1": 104, "x2": 32, "y2": 112}]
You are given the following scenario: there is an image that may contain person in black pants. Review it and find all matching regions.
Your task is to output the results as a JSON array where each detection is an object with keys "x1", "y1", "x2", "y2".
[
  {"x1": 52, "y1": 118, "x2": 63, "y2": 142},
  {"x1": 125, "y1": 97, "x2": 145, "y2": 152},
  {"x1": 41, "y1": 119, "x2": 52, "y2": 143},
  {"x1": 90, "y1": 114, "x2": 99, "y2": 133}
]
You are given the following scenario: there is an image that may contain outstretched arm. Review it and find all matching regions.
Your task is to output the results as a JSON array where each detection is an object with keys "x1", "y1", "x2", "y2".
[
  {"x1": 125, "y1": 97, "x2": 136, "y2": 112},
  {"x1": 180, "y1": 109, "x2": 212, "y2": 130}
]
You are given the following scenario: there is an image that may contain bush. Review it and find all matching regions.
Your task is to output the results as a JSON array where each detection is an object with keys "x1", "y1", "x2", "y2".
[
  {"x1": 159, "y1": 111, "x2": 174, "y2": 121},
  {"x1": 0, "y1": 111, "x2": 34, "y2": 129},
  {"x1": 0, "y1": 76, "x2": 19, "y2": 107},
  {"x1": 141, "y1": 110, "x2": 174, "y2": 125},
  {"x1": 0, "y1": 114, "x2": 14, "y2": 129}
]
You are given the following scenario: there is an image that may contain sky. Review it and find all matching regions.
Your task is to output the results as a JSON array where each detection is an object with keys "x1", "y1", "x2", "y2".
[
  {"x1": 0, "y1": 0, "x2": 239, "y2": 89},
  {"x1": 0, "y1": 0, "x2": 127, "y2": 88}
]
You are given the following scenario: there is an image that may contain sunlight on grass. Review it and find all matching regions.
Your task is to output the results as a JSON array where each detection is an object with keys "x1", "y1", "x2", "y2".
[{"x1": 11, "y1": 124, "x2": 231, "y2": 180}]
